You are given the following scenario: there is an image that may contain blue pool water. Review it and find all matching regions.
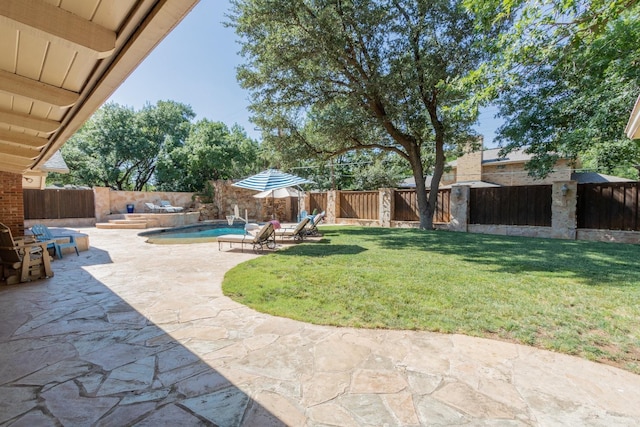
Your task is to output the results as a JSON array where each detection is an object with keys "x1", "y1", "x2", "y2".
[{"x1": 140, "y1": 223, "x2": 246, "y2": 244}]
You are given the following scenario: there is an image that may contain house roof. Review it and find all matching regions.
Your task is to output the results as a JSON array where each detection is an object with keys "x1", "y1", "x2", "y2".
[
  {"x1": 41, "y1": 150, "x2": 69, "y2": 174},
  {"x1": 0, "y1": 0, "x2": 199, "y2": 175},
  {"x1": 398, "y1": 177, "x2": 500, "y2": 189},
  {"x1": 571, "y1": 172, "x2": 636, "y2": 184}
]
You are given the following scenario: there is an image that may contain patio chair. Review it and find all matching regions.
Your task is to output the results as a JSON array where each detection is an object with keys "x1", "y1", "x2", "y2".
[
  {"x1": 30, "y1": 224, "x2": 79, "y2": 259},
  {"x1": 144, "y1": 202, "x2": 161, "y2": 213},
  {"x1": 275, "y1": 216, "x2": 311, "y2": 241},
  {"x1": 0, "y1": 223, "x2": 53, "y2": 285},
  {"x1": 159, "y1": 200, "x2": 184, "y2": 212},
  {"x1": 305, "y1": 211, "x2": 325, "y2": 236},
  {"x1": 217, "y1": 222, "x2": 276, "y2": 253}
]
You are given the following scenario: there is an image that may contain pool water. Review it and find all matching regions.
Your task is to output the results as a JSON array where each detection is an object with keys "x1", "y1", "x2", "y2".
[{"x1": 140, "y1": 223, "x2": 247, "y2": 244}]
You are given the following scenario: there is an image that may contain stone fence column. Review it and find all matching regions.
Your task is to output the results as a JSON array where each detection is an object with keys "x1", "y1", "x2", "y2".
[
  {"x1": 551, "y1": 181, "x2": 577, "y2": 239},
  {"x1": 449, "y1": 185, "x2": 470, "y2": 232},
  {"x1": 379, "y1": 188, "x2": 392, "y2": 227},
  {"x1": 93, "y1": 187, "x2": 111, "y2": 222},
  {"x1": 326, "y1": 190, "x2": 337, "y2": 224}
]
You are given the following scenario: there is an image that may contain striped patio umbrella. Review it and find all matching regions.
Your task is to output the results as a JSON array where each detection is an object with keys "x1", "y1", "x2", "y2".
[
  {"x1": 233, "y1": 169, "x2": 312, "y2": 219},
  {"x1": 232, "y1": 169, "x2": 312, "y2": 192}
]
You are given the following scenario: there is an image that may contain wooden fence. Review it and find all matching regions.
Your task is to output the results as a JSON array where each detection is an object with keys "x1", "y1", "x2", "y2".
[
  {"x1": 469, "y1": 186, "x2": 552, "y2": 226},
  {"x1": 393, "y1": 189, "x2": 451, "y2": 222},
  {"x1": 308, "y1": 192, "x2": 327, "y2": 214},
  {"x1": 340, "y1": 191, "x2": 379, "y2": 219},
  {"x1": 24, "y1": 189, "x2": 95, "y2": 219},
  {"x1": 577, "y1": 182, "x2": 640, "y2": 231}
]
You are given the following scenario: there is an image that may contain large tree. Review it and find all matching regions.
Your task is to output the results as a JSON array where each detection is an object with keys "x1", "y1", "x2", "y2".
[
  {"x1": 470, "y1": 0, "x2": 640, "y2": 177},
  {"x1": 155, "y1": 120, "x2": 260, "y2": 191},
  {"x1": 229, "y1": 0, "x2": 503, "y2": 229}
]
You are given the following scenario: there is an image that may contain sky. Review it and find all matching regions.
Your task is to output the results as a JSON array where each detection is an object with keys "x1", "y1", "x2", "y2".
[{"x1": 108, "y1": 0, "x2": 502, "y2": 147}]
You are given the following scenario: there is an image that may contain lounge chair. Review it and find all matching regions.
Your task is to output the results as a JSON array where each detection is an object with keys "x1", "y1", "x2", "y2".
[
  {"x1": 275, "y1": 216, "x2": 311, "y2": 241},
  {"x1": 305, "y1": 211, "x2": 325, "y2": 236},
  {"x1": 144, "y1": 202, "x2": 162, "y2": 213},
  {"x1": 0, "y1": 223, "x2": 53, "y2": 285},
  {"x1": 159, "y1": 200, "x2": 184, "y2": 212},
  {"x1": 30, "y1": 224, "x2": 79, "y2": 259},
  {"x1": 217, "y1": 222, "x2": 275, "y2": 253}
]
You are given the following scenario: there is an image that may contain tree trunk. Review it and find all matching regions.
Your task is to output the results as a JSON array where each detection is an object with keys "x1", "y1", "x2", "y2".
[{"x1": 407, "y1": 146, "x2": 432, "y2": 229}]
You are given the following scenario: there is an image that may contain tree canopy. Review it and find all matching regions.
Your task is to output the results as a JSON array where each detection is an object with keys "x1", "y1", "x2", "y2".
[
  {"x1": 52, "y1": 101, "x2": 260, "y2": 192},
  {"x1": 230, "y1": 0, "x2": 504, "y2": 228},
  {"x1": 469, "y1": 0, "x2": 640, "y2": 178}
]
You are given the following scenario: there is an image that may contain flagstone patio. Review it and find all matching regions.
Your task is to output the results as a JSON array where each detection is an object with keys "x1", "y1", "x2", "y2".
[{"x1": 1, "y1": 227, "x2": 639, "y2": 426}]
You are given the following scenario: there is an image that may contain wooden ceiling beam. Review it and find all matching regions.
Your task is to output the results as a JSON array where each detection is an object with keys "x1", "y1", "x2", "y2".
[
  {"x1": 0, "y1": 69, "x2": 79, "y2": 108},
  {"x1": 0, "y1": 109, "x2": 60, "y2": 134},
  {"x1": 0, "y1": 128, "x2": 49, "y2": 148},
  {"x1": 0, "y1": 0, "x2": 116, "y2": 58},
  {"x1": 0, "y1": 161, "x2": 28, "y2": 173},
  {"x1": 0, "y1": 153, "x2": 34, "y2": 167},
  {"x1": 0, "y1": 142, "x2": 40, "y2": 159}
]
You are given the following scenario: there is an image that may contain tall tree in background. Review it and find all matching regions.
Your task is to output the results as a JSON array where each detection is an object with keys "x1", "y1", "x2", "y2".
[
  {"x1": 59, "y1": 103, "x2": 143, "y2": 189},
  {"x1": 155, "y1": 120, "x2": 260, "y2": 191},
  {"x1": 54, "y1": 101, "x2": 259, "y2": 191},
  {"x1": 230, "y1": 0, "x2": 504, "y2": 229},
  {"x1": 469, "y1": 0, "x2": 640, "y2": 177},
  {"x1": 136, "y1": 100, "x2": 196, "y2": 190}
]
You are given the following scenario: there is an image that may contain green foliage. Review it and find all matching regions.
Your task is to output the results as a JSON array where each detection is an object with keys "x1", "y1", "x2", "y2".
[
  {"x1": 156, "y1": 120, "x2": 260, "y2": 191},
  {"x1": 57, "y1": 101, "x2": 260, "y2": 191},
  {"x1": 469, "y1": 0, "x2": 640, "y2": 177},
  {"x1": 229, "y1": 0, "x2": 504, "y2": 228}
]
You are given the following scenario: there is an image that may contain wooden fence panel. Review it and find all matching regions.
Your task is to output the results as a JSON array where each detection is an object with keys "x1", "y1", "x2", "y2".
[
  {"x1": 470, "y1": 186, "x2": 552, "y2": 226},
  {"x1": 577, "y1": 183, "x2": 640, "y2": 230},
  {"x1": 393, "y1": 189, "x2": 451, "y2": 222},
  {"x1": 24, "y1": 189, "x2": 95, "y2": 219},
  {"x1": 339, "y1": 191, "x2": 379, "y2": 219},
  {"x1": 308, "y1": 192, "x2": 327, "y2": 214}
]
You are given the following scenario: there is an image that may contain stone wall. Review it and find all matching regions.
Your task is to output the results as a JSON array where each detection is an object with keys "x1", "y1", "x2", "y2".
[{"x1": 94, "y1": 187, "x2": 197, "y2": 222}]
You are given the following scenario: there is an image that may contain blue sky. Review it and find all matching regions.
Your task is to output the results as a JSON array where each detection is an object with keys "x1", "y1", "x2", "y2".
[{"x1": 108, "y1": 0, "x2": 501, "y2": 147}]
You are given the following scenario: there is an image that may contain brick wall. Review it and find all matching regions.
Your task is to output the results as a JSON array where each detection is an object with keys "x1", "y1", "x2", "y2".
[
  {"x1": 455, "y1": 147, "x2": 483, "y2": 182},
  {"x1": 0, "y1": 171, "x2": 25, "y2": 236},
  {"x1": 482, "y1": 159, "x2": 573, "y2": 186}
]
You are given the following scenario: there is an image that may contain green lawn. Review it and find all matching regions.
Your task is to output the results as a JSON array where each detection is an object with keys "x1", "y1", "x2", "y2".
[{"x1": 222, "y1": 226, "x2": 640, "y2": 373}]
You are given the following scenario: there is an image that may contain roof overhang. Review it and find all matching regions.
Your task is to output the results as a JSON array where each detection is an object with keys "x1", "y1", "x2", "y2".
[
  {"x1": 626, "y1": 94, "x2": 640, "y2": 139},
  {"x1": 0, "y1": 0, "x2": 199, "y2": 175}
]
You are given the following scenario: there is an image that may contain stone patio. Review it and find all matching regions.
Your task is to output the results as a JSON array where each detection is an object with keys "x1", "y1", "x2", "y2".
[{"x1": 1, "y1": 227, "x2": 639, "y2": 426}]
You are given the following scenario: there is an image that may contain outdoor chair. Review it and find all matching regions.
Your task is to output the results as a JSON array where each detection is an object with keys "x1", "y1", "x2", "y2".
[
  {"x1": 217, "y1": 222, "x2": 275, "y2": 253},
  {"x1": 159, "y1": 200, "x2": 184, "y2": 212},
  {"x1": 275, "y1": 216, "x2": 311, "y2": 241},
  {"x1": 144, "y1": 202, "x2": 162, "y2": 213},
  {"x1": 305, "y1": 211, "x2": 325, "y2": 236},
  {"x1": 0, "y1": 223, "x2": 54, "y2": 285},
  {"x1": 30, "y1": 224, "x2": 79, "y2": 259}
]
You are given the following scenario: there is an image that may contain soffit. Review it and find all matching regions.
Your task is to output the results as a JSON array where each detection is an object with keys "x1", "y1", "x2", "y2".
[{"x1": 0, "y1": 0, "x2": 199, "y2": 175}]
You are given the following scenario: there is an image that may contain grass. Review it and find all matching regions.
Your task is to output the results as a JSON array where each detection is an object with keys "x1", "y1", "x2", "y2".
[{"x1": 222, "y1": 226, "x2": 640, "y2": 373}]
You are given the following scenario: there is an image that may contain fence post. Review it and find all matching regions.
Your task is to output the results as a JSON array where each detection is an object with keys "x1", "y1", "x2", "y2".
[
  {"x1": 449, "y1": 185, "x2": 469, "y2": 232},
  {"x1": 93, "y1": 187, "x2": 111, "y2": 222},
  {"x1": 326, "y1": 190, "x2": 337, "y2": 224},
  {"x1": 551, "y1": 181, "x2": 577, "y2": 239},
  {"x1": 379, "y1": 188, "x2": 392, "y2": 227}
]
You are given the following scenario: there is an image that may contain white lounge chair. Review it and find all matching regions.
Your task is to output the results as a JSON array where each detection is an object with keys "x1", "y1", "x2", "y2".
[
  {"x1": 217, "y1": 222, "x2": 275, "y2": 253},
  {"x1": 275, "y1": 216, "x2": 311, "y2": 241}
]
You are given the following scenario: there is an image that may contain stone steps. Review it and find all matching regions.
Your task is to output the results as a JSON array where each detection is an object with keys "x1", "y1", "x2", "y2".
[{"x1": 95, "y1": 219, "x2": 148, "y2": 229}]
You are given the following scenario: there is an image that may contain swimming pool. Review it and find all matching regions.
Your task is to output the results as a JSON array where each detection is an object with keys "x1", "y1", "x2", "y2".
[{"x1": 139, "y1": 222, "x2": 247, "y2": 244}]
